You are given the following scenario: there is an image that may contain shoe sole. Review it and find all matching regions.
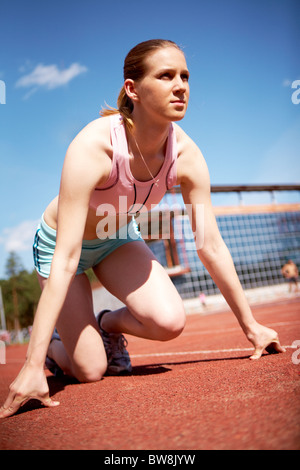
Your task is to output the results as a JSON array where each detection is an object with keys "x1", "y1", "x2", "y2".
[{"x1": 106, "y1": 365, "x2": 133, "y2": 376}]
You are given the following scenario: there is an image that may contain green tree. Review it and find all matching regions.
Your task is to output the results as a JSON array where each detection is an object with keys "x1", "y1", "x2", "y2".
[
  {"x1": 0, "y1": 252, "x2": 41, "y2": 338},
  {"x1": 5, "y1": 252, "x2": 23, "y2": 338}
]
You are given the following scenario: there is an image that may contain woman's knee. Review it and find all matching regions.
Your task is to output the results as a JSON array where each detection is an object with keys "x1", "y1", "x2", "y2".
[
  {"x1": 73, "y1": 359, "x2": 107, "y2": 383},
  {"x1": 153, "y1": 302, "x2": 186, "y2": 341}
]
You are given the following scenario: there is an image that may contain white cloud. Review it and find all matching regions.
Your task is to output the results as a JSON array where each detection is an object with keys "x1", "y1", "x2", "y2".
[
  {"x1": 282, "y1": 78, "x2": 292, "y2": 87},
  {"x1": 0, "y1": 220, "x2": 39, "y2": 252},
  {"x1": 15, "y1": 62, "x2": 88, "y2": 94}
]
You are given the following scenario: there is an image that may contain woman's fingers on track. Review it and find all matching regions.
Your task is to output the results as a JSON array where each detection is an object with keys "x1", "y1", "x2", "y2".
[
  {"x1": 249, "y1": 338, "x2": 286, "y2": 360},
  {"x1": 0, "y1": 392, "x2": 60, "y2": 419}
]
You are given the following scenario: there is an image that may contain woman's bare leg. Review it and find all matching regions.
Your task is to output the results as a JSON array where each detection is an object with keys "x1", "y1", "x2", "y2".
[
  {"x1": 93, "y1": 241, "x2": 186, "y2": 341},
  {"x1": 94, "y1": 241, "x2": 285, "y2": 360},
  {"x1": 38, "y1": 272, "x2": 107, "y2": 382}
]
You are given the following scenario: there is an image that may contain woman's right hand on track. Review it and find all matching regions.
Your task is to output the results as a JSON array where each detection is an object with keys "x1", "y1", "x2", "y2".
[
  {"x1": 0, "y1": 362, "x2": 60, "y2": 419},
  {"x1": 247, "y1": 324, "x2": 286, "y2": 360}
]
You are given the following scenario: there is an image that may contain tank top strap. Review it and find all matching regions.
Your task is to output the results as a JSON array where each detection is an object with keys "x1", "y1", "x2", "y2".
[
  {"x1": 165, "y1": 123, "x2": 178, "y2": 190},
  {"x1": 110, "y1": 113, "x2": 129, "y2": 172},
  {"x1": 110, "y1": 114, "x2": 126, "y2": 151},
  {"x1": 96, "y1": 114, "x2": 125, "y2": 190}
]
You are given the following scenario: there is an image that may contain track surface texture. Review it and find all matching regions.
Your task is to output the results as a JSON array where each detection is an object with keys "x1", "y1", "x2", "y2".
[{"x1": 1, "y1": 297, "x2": 299, "y2": 450}]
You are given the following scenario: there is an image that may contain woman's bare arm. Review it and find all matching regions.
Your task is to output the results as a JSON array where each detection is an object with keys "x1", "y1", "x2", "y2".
[
  {"x1": 0, "y1": 119, "x2": 111, "y2": 418},
  {"x1": 177, "y1": 131, "x2": 285, "y2": 359}
]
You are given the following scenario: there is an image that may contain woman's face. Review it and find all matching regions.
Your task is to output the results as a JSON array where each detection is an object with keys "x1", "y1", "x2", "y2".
[{"x1": 131, "y1": 46, "x2": 190, "y2": 123}]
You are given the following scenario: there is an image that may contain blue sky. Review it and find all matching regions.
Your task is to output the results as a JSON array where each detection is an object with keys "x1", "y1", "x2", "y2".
[{"x1": 0, "y1": 0, "x2": 299, "y2": 277}]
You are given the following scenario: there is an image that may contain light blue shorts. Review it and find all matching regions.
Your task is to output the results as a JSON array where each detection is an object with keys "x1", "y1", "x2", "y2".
[{"x1": 32, "y1": 214, "x2": 144, "y2": 278}]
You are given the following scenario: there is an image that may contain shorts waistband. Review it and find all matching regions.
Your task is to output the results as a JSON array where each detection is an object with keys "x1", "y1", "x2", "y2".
[
  {"x1": 39, "y1": 214, "x2": 139, "y2": 247},
  {"x1": 40, "y1": 213, "x2": 56, "y2": 240}
]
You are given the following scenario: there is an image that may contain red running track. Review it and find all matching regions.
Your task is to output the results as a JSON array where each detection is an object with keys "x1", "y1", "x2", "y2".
[{"x1": 0, "y1": 298, "x2": 299, "y2": 450}]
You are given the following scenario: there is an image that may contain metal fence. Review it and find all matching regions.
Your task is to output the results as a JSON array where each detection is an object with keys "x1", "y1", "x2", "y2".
[{"x1": 144, "y1": 184, "x2": 300, "y2": 299}]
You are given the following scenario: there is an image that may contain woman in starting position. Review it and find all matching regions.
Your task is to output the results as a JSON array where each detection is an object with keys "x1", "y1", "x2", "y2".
[{"x1": 0, "y1": 39, "x2": 285, "y2": 418}]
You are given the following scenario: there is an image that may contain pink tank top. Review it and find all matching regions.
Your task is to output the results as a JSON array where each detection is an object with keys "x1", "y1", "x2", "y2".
[{"x1": 89, "y1": 114, "x2": 178, "y2": 215}]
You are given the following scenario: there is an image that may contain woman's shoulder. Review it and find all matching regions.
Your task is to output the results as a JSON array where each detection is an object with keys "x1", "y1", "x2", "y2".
[
  {"x1": 65, "y1": 116, "x2": 113, "y2": 165},
  {"x1": 62, "y1": 116, "x2": 113, "y2": 187},
  {"x1": 71, "y1": 116, "x2": 111, "y2": 150},
  {"x1": 173, "y1": 122, "x2": 200, "y2": 157},
  {"x1": 173, "y1": 123, "x2": 209, "y2": 187}
]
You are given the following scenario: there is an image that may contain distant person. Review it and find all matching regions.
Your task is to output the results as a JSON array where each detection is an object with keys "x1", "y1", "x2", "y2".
[
  {"x1": 0, "y1": 39, "x2": 285, "y2": 419},
  {"x1": 281, "y1": 260, "x2": 299, "y2": 293},
  {"x1": 199, "y1": 292, "x2": 207, "y2": 307}
]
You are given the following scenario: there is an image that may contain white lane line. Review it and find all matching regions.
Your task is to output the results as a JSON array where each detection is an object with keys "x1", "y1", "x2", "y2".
[{"x1": 131, "y1": 345, "x2": 296, "y2": 359}]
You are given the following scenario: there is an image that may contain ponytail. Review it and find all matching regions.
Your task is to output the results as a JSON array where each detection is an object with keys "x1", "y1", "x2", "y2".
[{"x1": 100, "y1": 87, "x2": 134, "y2": 131}]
